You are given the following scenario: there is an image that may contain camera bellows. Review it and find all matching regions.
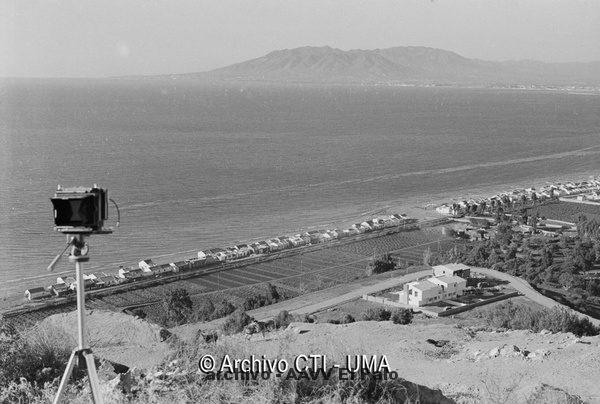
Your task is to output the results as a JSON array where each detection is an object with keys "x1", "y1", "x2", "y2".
[{"x1": 51, "y1": 186, "x2": 108, "y2": 232}]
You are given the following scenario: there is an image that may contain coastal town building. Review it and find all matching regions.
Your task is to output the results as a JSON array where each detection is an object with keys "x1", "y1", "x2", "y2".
[
  {"x1": 397, "y1": 275, "x2": 467, "y2": 307},
  {"x1": 24, "y1": 287, "x2": 50, "y2": 300},
  {"x1": 432, "y1": 263, "x2": 471, "y2": 279},
  {"x1": 50, "y1": 283, "x2": 70, "y2": 297},
  {"x1": 139, "y1": 259, "x2": 155, "y2": 272}
]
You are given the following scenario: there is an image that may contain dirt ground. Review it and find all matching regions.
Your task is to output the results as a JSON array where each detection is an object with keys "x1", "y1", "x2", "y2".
[
  {"x1": 221, "y1": 320, "x2": 600, "y2": 403},
  {"x1": 39, "y1": 310, "x2": 171, "y2": 369}
]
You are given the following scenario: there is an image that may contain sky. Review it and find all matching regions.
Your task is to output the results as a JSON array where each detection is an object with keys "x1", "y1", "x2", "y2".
[{"x1": 1, "y1": 0, "x2": 599, "y2": 78}]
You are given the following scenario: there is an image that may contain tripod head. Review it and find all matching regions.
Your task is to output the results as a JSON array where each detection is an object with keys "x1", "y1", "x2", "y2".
[{"x1": 47, "y1": 234, "x2": 90, "y2": 271}]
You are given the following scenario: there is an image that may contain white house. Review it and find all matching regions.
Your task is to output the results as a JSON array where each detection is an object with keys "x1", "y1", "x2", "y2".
[
  {"x1": 57, "y1": 276, "x2": 77, "y2": 289},
  {"x1": 399, "y1": 279, "x2": 441, "y2": 307},
  {"x1": 428, "y1": 276, "x2": 467, "y2": 299},
  {"x1": 139, "y1": 259, "x2": 155, "y2": 272},
  {"x1": 432, "y1": 263, "x2": 471, "y2": 279},
  {"x1": 25, "y1": 287, "x2": 49, "y2": 301},
  {"x1": 398, "y1": 275, "x2": 467, "y2": 307},
  {"x1": 436, "y1": 204, "x2": 454, "y2": 215},
  {"x1": 50, "y1": 283, "x2": 70, "y2": 297}
]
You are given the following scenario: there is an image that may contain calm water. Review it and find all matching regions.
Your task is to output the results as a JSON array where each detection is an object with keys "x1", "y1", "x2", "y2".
[{"x1": 1, "y1": 80, "x2": 599, "y2": 301}]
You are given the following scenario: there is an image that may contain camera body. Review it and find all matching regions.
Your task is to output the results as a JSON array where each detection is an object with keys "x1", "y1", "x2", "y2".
[{"x1": 51, "y1": 184, "x2": 110, "y2": 234}]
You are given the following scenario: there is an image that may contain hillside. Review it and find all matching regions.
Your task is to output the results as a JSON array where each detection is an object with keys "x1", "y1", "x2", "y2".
[
  {"x1": 179, "y1": 46, "x2": 600, "y2": 86},
  {"x1": 13, "y1": 310, "x2": 599, "y2": 403}
]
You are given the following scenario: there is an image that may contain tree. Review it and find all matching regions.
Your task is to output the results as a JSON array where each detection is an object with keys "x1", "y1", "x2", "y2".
[
  {"x1": 163, "y1": 288, "x2": 193, "y2": 325},
  {"x1": 196, "y1": 298, "x2": 215, "y2": 321},
  {"x1": 392, "y1": 309, "x2": 413, "y2": 325},
  {"x1": 368, "y1": 254, "x2": 396, "y2": 275},
  {"x1": 572, "y1": 240, "x2": 596, "y2": 272},
  {"x1": 423, "y1": 247, "x2": 432, "y2": 266},
  {"x1": 465, "y1": 243, "x2": 489, "y2": 266},
  {"x1": 495, "y1": 223, "x2": 514, "y2": 247},
  {"x1": 266, "y1": 283, "x2": 280, "y2": 302},
  {"x1": 487, "y1": 248, "x2": 501, "y2": 267},
  {"x1": 586, "y1": 279, "x2": 600, "y2": 297},
  {"x1": 558, "y1": 272, "x2": 575, "y2": 290},
  {"x1": 541, "y1": 246, "x2": 554, "y2": 269}
]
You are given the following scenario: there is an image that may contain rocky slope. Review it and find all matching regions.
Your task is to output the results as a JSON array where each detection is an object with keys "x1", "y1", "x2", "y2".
[{"x1": 41, "y1": 310, "x2": 600, "y2": 403}]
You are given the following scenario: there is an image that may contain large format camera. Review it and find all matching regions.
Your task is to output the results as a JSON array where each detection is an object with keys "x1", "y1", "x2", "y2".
[{"x1": 50, "y1": 184, "x2": 110, "y2": 233}]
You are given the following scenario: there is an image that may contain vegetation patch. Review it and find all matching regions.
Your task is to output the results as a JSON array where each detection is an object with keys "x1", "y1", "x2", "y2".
[{"x1": 479, "y1": 300, "x2": 599, "y2": 337}]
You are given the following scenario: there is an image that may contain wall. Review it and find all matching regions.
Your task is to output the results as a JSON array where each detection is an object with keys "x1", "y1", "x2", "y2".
[{"x1": 437, "y1": 292, "x2": 520, "y2": 317}]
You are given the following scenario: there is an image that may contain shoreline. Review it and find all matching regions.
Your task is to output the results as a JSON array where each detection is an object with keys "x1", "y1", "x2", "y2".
[{"x1": 1, "y1": 170, "x2": 596, "y2": 310}]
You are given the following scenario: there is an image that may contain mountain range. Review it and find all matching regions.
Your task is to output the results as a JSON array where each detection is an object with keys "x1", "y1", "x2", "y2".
[{"x1": 177, "y1": 46, "x2": 600, "y2": 86}]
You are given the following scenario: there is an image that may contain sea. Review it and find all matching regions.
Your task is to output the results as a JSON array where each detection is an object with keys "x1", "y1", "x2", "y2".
[{"x1": 1, "y1": 79, "x2": 599, "y2": 305}]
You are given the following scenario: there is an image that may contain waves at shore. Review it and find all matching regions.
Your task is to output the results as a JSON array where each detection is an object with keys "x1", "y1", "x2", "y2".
[{"x1": 2, "y1": 84, "x2": 599, "y2": 307}]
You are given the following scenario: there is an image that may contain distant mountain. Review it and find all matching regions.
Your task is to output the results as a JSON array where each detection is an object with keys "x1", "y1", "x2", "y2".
[{"x1": 178, "y1": 46, "x2": 600, "y2": 86}]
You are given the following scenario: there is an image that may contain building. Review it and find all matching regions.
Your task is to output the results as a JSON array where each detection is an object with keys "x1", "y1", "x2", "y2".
[
  {"x1": 152, "y1": 263, "x2": 173, "y2": 275},
  {"x1": 124, "y1": 268, "x2": 145, "y2": 280},
  {"x1": 428, "y1": 276, "x2": 467, "y2": 298},
  {"x1": 139, "y1": 259, "x2": 155, "y2": 272},
  {"x1": 398, "y1": 279, "x2": 441, "y2": 306},
  {"x1": 97, "y1": 274, "x2": 119, "y2": 286},
  {"x1": 25, "y1": 287, "x2": 50, "y2": 300},
  {"x1": 397, "y1": 275, "x2": 467, "y2": 307},
  {"x1": 432, "y1": 263, "x2": 471, "y2": 279},
  {"x1": 58, "y1": 276, "x2": 77, "y2": 290},
  {"x1": 50, "y1": 283, "x2": 71, "y2": 297}
]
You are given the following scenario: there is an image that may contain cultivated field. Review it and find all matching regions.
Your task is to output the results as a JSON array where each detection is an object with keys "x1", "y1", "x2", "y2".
[
  {"x1": 5, "y1": 227, "x2": 458, "y2": 328},
  {"x1": 527, "y1": 200, "x2": 600, "y2": 222}
]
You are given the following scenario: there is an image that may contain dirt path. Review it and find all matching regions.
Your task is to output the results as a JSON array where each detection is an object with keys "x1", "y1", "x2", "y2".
[
  {"x1": 172, "y1": 268, "x2": 431, "y2": 339},
  {"x1": 472, "y1": 266, "x2": 600, "y2": 327},
  {"x1": 173, "y1": 264, "x2": 600, "y2": 339}
]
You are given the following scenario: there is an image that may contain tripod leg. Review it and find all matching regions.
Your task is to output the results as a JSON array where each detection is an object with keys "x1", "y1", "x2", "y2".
[
  {"x1": 53, "y1": 350, "x2": 77, "y2": 404},
  {"x1": 83, "y1": 351, "x2": 104, "y2": 404}
]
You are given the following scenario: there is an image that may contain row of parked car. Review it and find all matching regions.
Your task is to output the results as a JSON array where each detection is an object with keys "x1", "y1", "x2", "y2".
[{"x1": 24, "y1": 213, "x2": 417, "y2": 301}]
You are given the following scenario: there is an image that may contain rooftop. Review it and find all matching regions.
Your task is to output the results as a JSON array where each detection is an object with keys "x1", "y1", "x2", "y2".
[
  {"x1": 433, "y1": 263, "x2": 469, "y2": 271},
  {"x1": 429, "y1": 275, "x2": 466, "y2": 285},
  {"x1": 408, "y1": 279, "x2": 440, "y2": 291}
]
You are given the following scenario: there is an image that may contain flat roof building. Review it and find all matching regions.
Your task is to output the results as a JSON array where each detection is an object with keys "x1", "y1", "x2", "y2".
[{"x1": 432, "y1": 263, "x2": 471, "y2": 279}]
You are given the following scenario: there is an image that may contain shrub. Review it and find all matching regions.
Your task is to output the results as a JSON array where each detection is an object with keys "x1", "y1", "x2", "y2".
[
  {"x1": 362, "y1": 307, "x2": 392, "y2": 321},
  {"x1": 0, "y1": 323, "x2": 73, "y2": 390},
  {"x1": 274, "y1": 310, "x2": 294, "y2": 329},
  {"x1": 328, "y1": 314, "x2": 356, "y2": 325},
  {"x1": 484, "y1": 301, "x2": 599, "y2": 337},
  {"x1": 266, "y1": 283, "x2": 280, "y2": 302},
  {"x1": 366, "y1": 254, "x2": 396, "y2": 275},
  {"x1": 162, "y1": 288, "x2": 193, "y2": 326},
  {"x1": 212, "y1": 300, "x2": 236, "y2": 320},
  {"x1": 195, "y1": 298, "x2": 215, "y2": 321},
  {"x1": 221, "y1": 311, "x2": 254, "y2": 335},
  {"x1": 303, "y1": 314, "x2": 315, "y2": 323},
  {"x1": 391, "y1": 309, "x2": 413, "y2": 325},
  {"x1": 341, "y1": 314, "x2": 356, "y2": 324}
]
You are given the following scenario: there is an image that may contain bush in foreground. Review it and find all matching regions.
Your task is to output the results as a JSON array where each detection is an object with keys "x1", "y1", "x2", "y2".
[{"x1": 0, "y1": 322, "x2": 73, "y2": 392}]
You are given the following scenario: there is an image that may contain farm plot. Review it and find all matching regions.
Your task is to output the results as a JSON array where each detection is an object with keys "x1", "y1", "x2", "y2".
[
  {"x1": 240, "y1": 265, "x2": 299, "y2": 280},
  {"x1": 527, "y1": 200, "x2": 600, "y2": 222},
  {"x1": 331, "y1": 230, "x2": 441, "y2": 256}
]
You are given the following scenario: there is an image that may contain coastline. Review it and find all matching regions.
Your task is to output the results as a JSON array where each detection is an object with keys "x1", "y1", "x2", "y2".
[{"x1": 1, "y1": 170, "x2": 596, "y2": 310}]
